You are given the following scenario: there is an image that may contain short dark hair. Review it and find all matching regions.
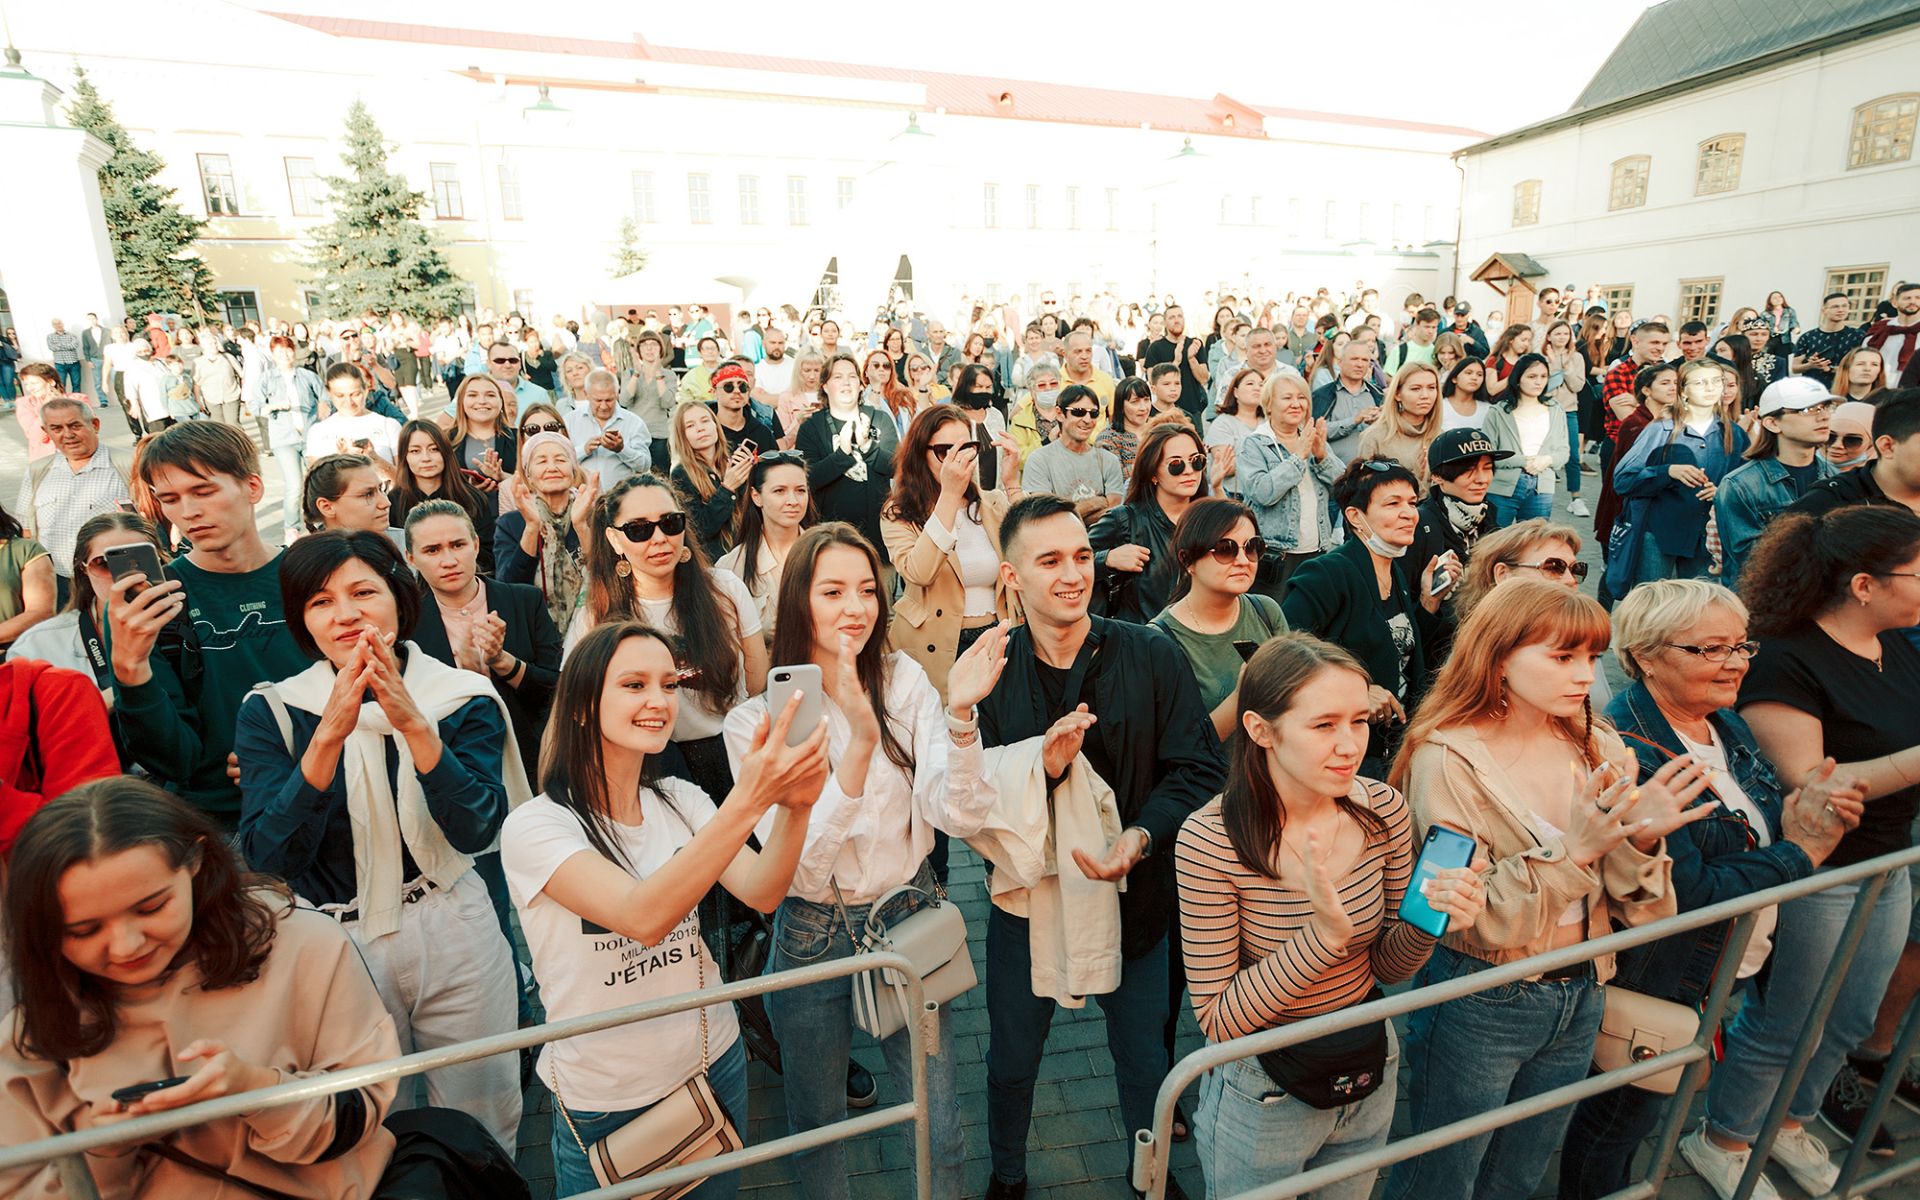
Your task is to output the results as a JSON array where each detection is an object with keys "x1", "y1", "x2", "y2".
[
  {"x1": 1415, "y1": 307, "x2": 1441, "y2": 324},
  {"x1": 1148, "y1": 362, "x2": 1181, "y2": 384},
  {"x1": 1332, "y1": 456, "x2": 1421, "y2": 513},
  {"x1": 1679, "y1": 320, "x2": 1710, "y2": 337},
  {"x1": 1824, "y1": 291, "x2": 1850, "y2": 304},
  {"x1": 323, "y1": 362, "x2": 365, "y2": 389},
  {"x1": 279, "y1": 530, "x2": 420, "y2": 659},
  {"x1": 1896, "y1": 281, "x2": 1920, "y2": 296},
  {"x1": 1000, "y1": 493, "x2": 1080, "y2": 560},
  {"x1": 1633, "y1": 320, "x2": 1671, "y2": 337},
  {"x1": 134, "y1": 419, "x2": 260, "y2": 489},
  {"x1": 1872, "y1": 389, "x2": 1920, "y2": 445}
]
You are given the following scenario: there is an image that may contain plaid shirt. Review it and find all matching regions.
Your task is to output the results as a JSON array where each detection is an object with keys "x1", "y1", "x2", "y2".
[
  {"x1": 1601, "y1": 355, "x2": 1641, "y2": 440},
  {"x1": 46, "y1": 331, "x2": 82, "y2": 364},
  {"x1": 14, "y1": 448, "x2": 132, "y2": 576}
]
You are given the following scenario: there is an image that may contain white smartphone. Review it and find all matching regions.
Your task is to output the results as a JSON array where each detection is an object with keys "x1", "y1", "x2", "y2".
[{"x1": 766, "y1": 663, "x2": 825, "y2": 747}]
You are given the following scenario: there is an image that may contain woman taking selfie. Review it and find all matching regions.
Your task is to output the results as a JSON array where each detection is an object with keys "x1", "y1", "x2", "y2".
[
  {"x1": 391, "y1": 419, "x2": 496, "y2": 574},
  {"x1": 1090, "y1": 421, "x2": 1218, "y2": 624},
  {"x1": 1177, "y1": 634, "x2": 1484, "y2": 1200},
  {"x1": 0, "y1": 780, "x2": 405, "y2": 1198},
  {"x1": 494, "y1": 431, "x2": 596, "y2": 633},
  {"x1": 232, "y1": 531, "x2": 529, "y2": 1150},
  {"x1": 1151, "y1": 499, "x2": 1288, "y2": 740},
  {"x1": 1384, "y1": 581, "x2": 1705, "y2": 1200},
  {"x1": 723, "y1": 523, "x2": 1008, "y2": 1200},
  {"x1": 576, "y1": 474, "x2": 768, "y2": 801},
  {"x1": 716, "y1": 453, "x2": 817, "y2": 645},
  {"x1": 505, "y1": 621, "x2": 829, "y2": 1198}
]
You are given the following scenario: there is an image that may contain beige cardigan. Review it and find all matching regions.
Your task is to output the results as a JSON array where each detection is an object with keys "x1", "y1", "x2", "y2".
[
  {"x1": 0, "y1": 901, "x2": 401, "y2": 1199},
  {"x1": 1403, "y1": 724, "x2": 1675, "y2": 984},
  {"x1": 881, "y1": 489, "x2": 1013, "y2": 698}
]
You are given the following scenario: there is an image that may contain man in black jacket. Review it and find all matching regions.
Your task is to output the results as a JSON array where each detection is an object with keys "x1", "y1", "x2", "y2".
[
  {"x1": 978, "y1": 495, "x2": 1225, "y2": 1200},
  {"x1": 1788, "y1": 389, "x2": 1920, "y2": 520}
]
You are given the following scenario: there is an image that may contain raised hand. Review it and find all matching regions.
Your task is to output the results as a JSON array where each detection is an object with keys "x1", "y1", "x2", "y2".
[
  {"x1": 315, "y1": 638, "x2": 374, "y2": 746},
  {"x1": 835, "y1": 633, "x2": 881, "y2": 748},
  {"x1": 1072, "y1": 826, "x2": 1149, "y2": 883},
  {"x1": 106, "y1": 573, "x2": 186, "y2": 686},
  {"x1": 568, "y1": 472, "x2": 601, "y2": 531},
  {"x1": 938, "y1": 441, "x2": 979, "y2": 497},
  {"x1": 1106, "y1": 543, "x2": 1151, "y2": 572},
  {"x1": 362, "y1": 633, "x2": 431, "y2": 738},
  {"x1": 736, "y1": 687, "x2": 831, "y2": 812},
  {"x1": 1298, "y1": 829, "x2": 1357, "y2": 952},
  {"x1": 1611, "y1": 752, "x2": 1718, "y2": 850},
  {"x1": 721, "y1": 446, "x2": 754, "y2": 491},
  {"x1": 947, "y1": 620, "x2": 1010, "y2": 713},
  {"x1": 1041, "y1": 703, "x2": 1097, "y2": 778}
]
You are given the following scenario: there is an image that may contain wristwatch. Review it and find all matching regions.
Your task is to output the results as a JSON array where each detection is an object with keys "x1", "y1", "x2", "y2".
[{"x1": 1126, "y1": 826, "x2": 1153, "y2": 859}]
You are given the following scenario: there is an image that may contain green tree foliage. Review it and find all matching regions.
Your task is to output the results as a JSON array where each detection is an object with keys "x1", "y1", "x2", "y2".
[
  {"x1": 65, "y1": 67, "x2": 218, "y2": 321},
  {"x1": 305, "y1": 101, "x2": 469, "y2": 319},
  {"x1": 610, "y1": 217, "x2": 649, "y2": 277}
]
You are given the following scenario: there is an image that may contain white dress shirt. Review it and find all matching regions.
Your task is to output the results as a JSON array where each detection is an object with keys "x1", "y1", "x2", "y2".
[{"x1": 722, "y1": 652, "x2": 995, "y2": 904}]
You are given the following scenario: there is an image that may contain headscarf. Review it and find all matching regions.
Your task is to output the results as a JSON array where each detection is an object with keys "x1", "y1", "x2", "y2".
[{"x1": 519, "y1": 431, "x2": 587, "y2": 629}]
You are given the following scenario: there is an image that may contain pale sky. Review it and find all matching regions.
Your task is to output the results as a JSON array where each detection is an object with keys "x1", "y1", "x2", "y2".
[{"x1": 245, "y1": 0, "x2": 1655, "y2": 138}]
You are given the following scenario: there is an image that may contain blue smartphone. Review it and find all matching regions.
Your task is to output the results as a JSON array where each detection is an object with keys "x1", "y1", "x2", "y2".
[{"x1": 1399, "y1": 824, "x2": 1478, "y2": 938}]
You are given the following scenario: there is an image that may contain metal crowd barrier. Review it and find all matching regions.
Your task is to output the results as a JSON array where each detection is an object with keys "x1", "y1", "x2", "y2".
[
  {"x1": 1133, "y1": 842, "x2": 1920, "y2": 1200},
  {"x1": 0, "y1": 951, "x2": 938, "y2": 1200}
]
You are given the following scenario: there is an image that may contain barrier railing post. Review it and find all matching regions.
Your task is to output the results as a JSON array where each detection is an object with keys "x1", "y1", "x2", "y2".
[
  {"x1": 1624, "y1": 911, "x2": 1759, "y2": 1200},
  {"x1": 1736, "y1": 870, "x2": 1891, "y2": 1200},
  {"x1": 1834, "y1": 986, "x2": 1920, "y2": 1195},
  {"x1": 53, "y1": 1154, "x2": 101, "y2": 1200}
]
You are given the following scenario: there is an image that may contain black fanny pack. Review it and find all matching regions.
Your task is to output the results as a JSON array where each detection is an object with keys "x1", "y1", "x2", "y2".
[{"x1": 1256, "y1": 989, "x2": 1389, "y2": 1110}]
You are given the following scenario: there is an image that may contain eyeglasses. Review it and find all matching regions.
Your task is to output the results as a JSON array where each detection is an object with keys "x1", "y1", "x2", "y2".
[
  {"x1": 1877, "y1": 572, "x2": 1920, "y2": 581},
  {"x1": 928, "y1": 441, "x2": 972, "y2": 461},
  {"x1": 1203, "y1": 535, "x2": 1266, "y2": 565},
  {"x1": 490, "y1": 356, "x2": 519, "y2": 365},
  {"x1": 522, "y1": 421, "x2": 566, "y2": 436},
  {"x1": 1828, "y1": 432, "x2": 1867, "y2": 450},
  {"x1": 1512, "y1": 557, "x2": 1589, "y2": 581},
  {"x1": 613, "y1": 513, "x2": 689, "y2": 542},
  {"x1": 1162, "y1": 451, "x2": 1210, "y2": 477},
  {"x1": 1062, "y1": 406, "x2": 1101, "y2": 420},
  {"x1": 717, "y1": 381, "x2": 751, "y2": 394},
  {"x1": 1665, "y1": 640, "x2": 1760, "y2": 662}
]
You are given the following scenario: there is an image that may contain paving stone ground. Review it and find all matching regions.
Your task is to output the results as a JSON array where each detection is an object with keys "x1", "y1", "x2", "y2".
[{"x1": 14, "y1": 387, "x2": 1920, "y2": 1199}]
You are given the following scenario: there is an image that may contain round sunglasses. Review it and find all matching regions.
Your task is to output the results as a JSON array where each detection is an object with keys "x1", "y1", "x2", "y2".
[{"x1": 1161, "y1": 450, "x2": 1210, "y2": 477}]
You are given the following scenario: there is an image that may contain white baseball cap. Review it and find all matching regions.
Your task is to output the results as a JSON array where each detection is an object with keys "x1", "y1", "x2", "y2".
[{"x1": 1756, "y1": 375, "x2": 1833, "y2": 417}]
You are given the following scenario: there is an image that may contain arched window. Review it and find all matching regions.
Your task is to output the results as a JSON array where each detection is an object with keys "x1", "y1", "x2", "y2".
[
  {"x1": 1849, "y1": 94, "x2": 1918, "y2": 168},
  {"x1": 1608, "y1": 155, "x2": 1650, "y2": 210},
  {"x1": 1512, "y1": 179, "x2": 1541, "y2": 226},
  {"x1": 1695, "y1": 134, "x2": 1745, "y2": 195}
]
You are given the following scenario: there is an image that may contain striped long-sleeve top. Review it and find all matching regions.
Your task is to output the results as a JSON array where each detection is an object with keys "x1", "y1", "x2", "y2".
[{"x1": 1175, "y1": 781, "x2": 1438, "y2": 1043}]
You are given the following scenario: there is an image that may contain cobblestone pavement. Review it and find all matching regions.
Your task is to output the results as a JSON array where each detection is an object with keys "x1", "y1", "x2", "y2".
[{"x1": 10, "y1": 394, "x2": 1920, "y2": 1199}]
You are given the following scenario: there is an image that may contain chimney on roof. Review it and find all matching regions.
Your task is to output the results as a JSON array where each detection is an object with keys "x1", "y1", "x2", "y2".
[{"x1": 995, "y1": 91, "x2": 1014, "y2": 112}]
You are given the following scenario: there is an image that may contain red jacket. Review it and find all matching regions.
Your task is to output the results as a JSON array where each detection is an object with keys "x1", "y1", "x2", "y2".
[{"x1": 0, "y1": 660, "x2": 118, "y2": 855}]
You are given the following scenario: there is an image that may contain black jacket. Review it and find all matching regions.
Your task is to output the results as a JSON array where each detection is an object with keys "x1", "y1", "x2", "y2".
[
  {"x1": 1787, "y1": 461, "x2": 1902, "y2": 519},
  {"x1": 795, "y1": 405, "x2": 898, "y2": 551},
  {"x1": 1088, "y1": 500, "x2": 1179, "y2": 624},
  {"x1": 1407, "y1": 489, "x2": 1490, "y2": 669},
  {"x1": 979, "y1": 618, "x2": 1226, "y2": 959},
  {"x1": 670, "y1": 464, "x2": 739, "y2": 562},
  {"x1": 410, "y1": 576, "x2": 563, "y2": 774}
]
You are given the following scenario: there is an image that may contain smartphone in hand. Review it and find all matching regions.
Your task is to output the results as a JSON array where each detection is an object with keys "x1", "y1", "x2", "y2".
[
  {"x1": 103, "y1": 543, "x2": 168, "y2": 590},
  {"x1": 766, "y1": 664, "x2": 825, "y2": 747},
  {"x1": 111, "y1": 1076, "x2": 192, "y2": 1105},
  {"x1": 1398, "y1": 824, "x2": 1478, "y2": 938}
]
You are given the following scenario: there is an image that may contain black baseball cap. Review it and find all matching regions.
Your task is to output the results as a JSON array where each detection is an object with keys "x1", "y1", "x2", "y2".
[{"x1": 1429, "y1": 427, "x2": 1513, "y2": 472}]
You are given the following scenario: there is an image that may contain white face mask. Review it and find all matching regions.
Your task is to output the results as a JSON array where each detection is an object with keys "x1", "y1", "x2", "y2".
[
  {"x1": 1353, "y1": 512, "x2": 1407, "y2": 559},
  {"x1": 1035, "y1": 388, "x2": 1060, "y2": 411}
]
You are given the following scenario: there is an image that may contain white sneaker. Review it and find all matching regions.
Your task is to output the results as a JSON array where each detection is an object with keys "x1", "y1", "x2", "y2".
[
  {"x1": 1681, "y1": 1124, "x2": 1782, "y2": 1200},
  {"x1": 1569, "y1": 497, "x2": 1591, "y2": 517},
  {"x1": 1769, "y1": 1123, "x2": 1840, "y2": 1196}
]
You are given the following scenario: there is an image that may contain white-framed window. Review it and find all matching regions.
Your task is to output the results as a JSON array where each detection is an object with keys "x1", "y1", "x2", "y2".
[
  {"x1": 1695, "y1": 134, "x2": 1745, "y2": 195},
  {"x1": 1105, "y1": 187, "x2": 1119, "y2": 230},
  {"x1": 1600, "y1": 284, "x2": 1635, "y2": 317},
  {"x1": 1026, "y1": 183, "x2": 1041, "y2": 229},
  {"x1": 1678, "y1": 277, "x2": 1723, "y2": 327},
  {"x1": 738, "y1": 174, "x2": 760, "y2": 225},
  {"x1": 284, "y1": 157, "x2": 324, "y2": 217},
  {"x1": 217, "y1": 290, "x2": 260, "y2": 327},
  {"x1": 1065, "y1": 186, "x2": 1079, "y2": 230},
  {"x1": 511, "y1": 288, "x2": 534, "y2": 315},
  {"x1": 1512, "y1": 179, "x2": 1541, "y2": 226},
  {"x1": 1825, "y1": 265, "x2": 1890, "y2": 324},
  {"x1": 1608, "y1": 155, "x2": 1650, "y2": 210},
  {"x1": 983, "y1": 183, "x2": 999, "y2": 228},
  {"x1": 687, "y1": 172, "x2": 711, "y2": 224},
  {"x1": 836, "y1": 176, "x2": 855, "y2": 210},
  {"x1": 1323, "y1": 200, "x2": 1338, "y2": 238},
  {"x1": 631, "y1": 170, "x2": 656, "y2": 222},
  {"x1": 1849, "y1": 94, "x2": 1918, "y2": 169},
  {"x1": 786, "y1": 175, "x2": 808, "y2": 226},
  {"x1": 198, "y1": 153, "x2": 240, "y2": 215},
  {"x1": 428, "y1": 163, "x2": 463, "y2": 219},
  {"x1": 497, "y1": 164, "x2": 522, "y2": 220}
]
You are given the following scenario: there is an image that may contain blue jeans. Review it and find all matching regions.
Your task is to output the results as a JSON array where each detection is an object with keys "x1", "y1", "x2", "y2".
[
  {"x1": 1564, "y1": 410, "x2": 1582, "y2": 495},
  {"x1": 88, "y1": 357, "x2": 106, "y2": 404},
  {"x1": 1385, "y1": 944, "x2": 1605, "y2": 1200},
  {"x1": 54, "y1": 361, "x2": 82, "y2": 394},
  {"x1": 1706, "y1": 869, "x2": 1911, "y2": 1141},
  {"x1": 551, "y1": 1038, "x2": 749, "y2": 1198},
  {"x1": 985, "y1": 905, "x2": 1169, "y2": 1185},
  {"x1": 1488, "y1": 472, "x2": 1551, "y2": 528},
  {"x1": 763, "y1": 872, "x2": 966, "y2": 1200},
  {"x1": 1634, "y1": 528, "x2": 1709, "y2": 587},
  {"x1": 1196, "y1": 1028, "x2": 1398, "y2": 1200}
]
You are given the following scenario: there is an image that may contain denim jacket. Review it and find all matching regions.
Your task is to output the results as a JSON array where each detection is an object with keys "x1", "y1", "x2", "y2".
[
  {"x1": 1611, "y1": 417, "x2": 1749, "y2": 560},
  {"x1": 1605, "y1": 681, "x2": 1814, "y2": 1005},
  {"x1": 246, "y1": 367, "x2": 324, "y2": 450},
  {"x1": 1713, "y1": 456, "x2": 1836, "y2": 587},
  {"x1": 1237, "y1": 427, "x2": 1344, "y2": 551}
]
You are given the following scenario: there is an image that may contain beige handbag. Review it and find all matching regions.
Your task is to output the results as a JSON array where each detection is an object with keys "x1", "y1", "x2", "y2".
[
  {"x1": 831, "y1": 879, "x2": 976, "y2": 1041},
  {"x1": 1594, "y1": 985, "x2": 1701, "y2": 1094},
  {"x1": 550, "y1": 948, "x2": 742, "y2": 1196}
]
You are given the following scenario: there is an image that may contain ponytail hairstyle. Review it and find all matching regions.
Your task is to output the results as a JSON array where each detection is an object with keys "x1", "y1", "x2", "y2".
[
  {"x1": 300, "y1": 452, "x2": 378, "y2": 533},
  {"x1": 1741, "y1": 507, "x2": 1920, "y2": 638},
  {"x1": 585, "y1": 473, "x2": 742, "y2": 709},
  {"x1": 1220, "y1": 634, "x2": 1386, "y2": 879},
  {"x1": 5, "y1": 779, "x2": 289, "y2": 1061}
]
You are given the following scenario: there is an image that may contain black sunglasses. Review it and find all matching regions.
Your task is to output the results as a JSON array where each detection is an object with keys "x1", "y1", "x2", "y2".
[
  {"x1": 1828, "y1": 432, "x2": 1866, "y2": 450},
  {"x1": 928, "y1": 441, "x2": 975, "y2": 461},
  {"x1": 522, "y1": 421, "x2": 566, "y2": 436},
  {"x1": 717, "y1": 381, "x2": 750, "y2": 394},
  {"x1": 1061, "y1": 406, "x2": 1101, "y2": 420},
  {"x1": 1162, "y1": 451, "x2": 1209, "y2": 477},
  {"x1": 1203, "y1": 535, "x2": 1266, "y2": 565},
  {"x1": 490, "y1": 356, "x2": 519, "y2": 365},
  {"x1": 1513, "y1": 557, "x2": 1589, "y2": 581},
  {"x1": 613, "y1": 513, "x2": 689, "y2": 542}
]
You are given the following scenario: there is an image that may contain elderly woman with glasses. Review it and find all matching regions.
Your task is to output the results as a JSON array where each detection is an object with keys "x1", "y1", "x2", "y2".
[{"x1": 1558, "y1": 579, "x2": 1859, "y2": 1200}]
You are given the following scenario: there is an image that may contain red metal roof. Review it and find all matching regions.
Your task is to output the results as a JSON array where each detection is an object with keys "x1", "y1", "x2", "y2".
[{"x1": 265, "y1": 11, "x2": 1485, "y2": 141}]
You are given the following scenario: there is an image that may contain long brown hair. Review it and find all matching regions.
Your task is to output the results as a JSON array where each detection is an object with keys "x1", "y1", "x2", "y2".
[
  {"x1": 1123, "y1": 421, "x2": 1213, "y2": 507},
  {"x1": 5, "y1": 779, "x2": 289, "y2": 1061},
  {"x1": 585, "y1": 474, "x2": 742, "y2": 708},
  {"x1": 449, "y1": 373, "x2": 509, "y2": 441},
  {"x1": 1389, "y1": 580, "x2": 1612, "y2": 791},
  {"x1": 1579, "y1": 313, "x2": 1612, "y2": 368},
  {"x1": 883, "y1": 404, "x2": 979, "y2": 529},
  {"x1": 667, "y1": 401, "x2": 726, "y2": 503},
  {"x1": 394, "y1": 419, "x2": 486, "y2": 519},
  {"x1": 862, "y1": 348, "x2": 911, "y2": 422},
  {"x1": 768, "y1": 524, "x2": 914, "y2": 773},
  {"x1": 1221, "y1": 634, "x2": 1386, "y2": 880}
]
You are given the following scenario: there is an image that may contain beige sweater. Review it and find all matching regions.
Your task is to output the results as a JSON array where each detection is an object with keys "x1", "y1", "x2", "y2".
[{"x1": 0, "y1": 902, "x2": 400, "y2": 1198}]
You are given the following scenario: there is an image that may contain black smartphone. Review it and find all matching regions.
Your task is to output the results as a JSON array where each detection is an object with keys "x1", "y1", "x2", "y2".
[
  {"x1": 111, "y1": 1076, "x2": 191, "y2": 1104},
  {"x1": 1232, "y1": 640, "x2": 1261, "y2": 663},
  {"x1": 975, "y1": 422, "x2": 997, "y2": 490},
  {"x1": 103, "y1": 542, "x2": 168, "y2": 589}
]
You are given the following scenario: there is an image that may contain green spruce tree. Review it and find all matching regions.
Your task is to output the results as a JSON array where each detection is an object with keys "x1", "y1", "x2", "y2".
[
  {"x1": 305, "y1": 101, "x2": 469, "y2": 319},
  {"x1": 65, "y1": 67, "x2": 218, "y2": 321},
  {"x1": 610, "y1": 217, "x2": 649, "y2": 277}
]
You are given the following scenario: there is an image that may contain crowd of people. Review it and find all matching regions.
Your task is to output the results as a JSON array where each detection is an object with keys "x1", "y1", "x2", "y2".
[{"x1": 1, "y1": 274, "x2": 1919, "y2": 1200}]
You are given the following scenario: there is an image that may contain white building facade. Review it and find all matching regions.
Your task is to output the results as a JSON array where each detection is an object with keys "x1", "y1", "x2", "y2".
[{"x1": 1455, "y1": 0, "x2": 1920, "y2": 330}]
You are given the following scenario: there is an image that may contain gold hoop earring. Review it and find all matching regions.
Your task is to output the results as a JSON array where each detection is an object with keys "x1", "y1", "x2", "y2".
[
  {"x1": 615, "y1": 559, "x2": 632, "y2": 577},
  {"x1": 1491, "y1": 676, "x2": 1510, "y2": 719},
  {"x1": 679, "y1": 547, "x2": 693, "y2": 564}
]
